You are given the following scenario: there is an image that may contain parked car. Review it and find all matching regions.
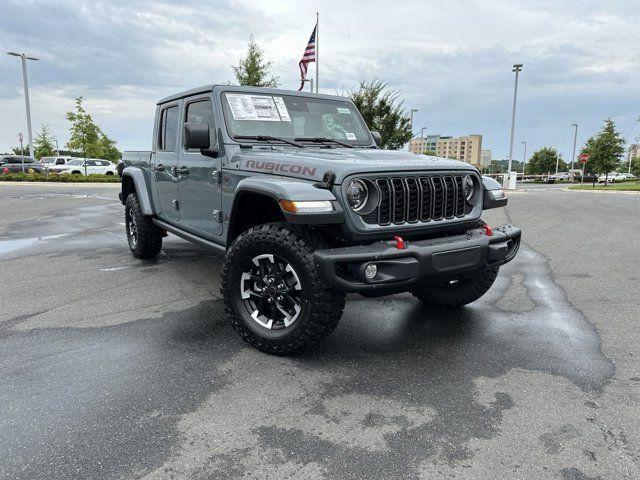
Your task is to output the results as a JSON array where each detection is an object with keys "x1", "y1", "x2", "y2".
[
  {"x1": 598, "y1": 172, "x2": 626, "y2": 183},
  {"x1": 41, "y1": 156, "x2": 76, "y2": 172},
  {"x1": 58, "y1": 159, "x2": 117, "y2": 175},
  {"x1": 119, "y1": 84, "x2": 521, "y2": 355},
  {"x1": 0, "y1": 155, "x2": 44, "y2": 173},
  {"x1": 620, "y1": 172, "x2": 636, "y2": 180},
  {"x1": 547, "y1": 172, "x2": 574, "y2": 183}
]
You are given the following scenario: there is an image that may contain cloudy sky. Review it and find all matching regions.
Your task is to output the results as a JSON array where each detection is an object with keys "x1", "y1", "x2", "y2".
[{"x1": 1, "y1": 0, "x2": 639, "y2": 160}]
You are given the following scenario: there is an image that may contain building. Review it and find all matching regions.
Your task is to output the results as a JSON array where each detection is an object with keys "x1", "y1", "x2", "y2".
[
  {"x1": 628, "y1": 144, "x2": 640, "y2": 162},
  {"x1": 436, "y1": 134, "x2": 483, "y2": 167},
  {"x1": 409, "y1": 134, "x2": 440, "y2": 155},
  {"x1": 481, "y1": 149, "x2": 492, "y2": 167}
]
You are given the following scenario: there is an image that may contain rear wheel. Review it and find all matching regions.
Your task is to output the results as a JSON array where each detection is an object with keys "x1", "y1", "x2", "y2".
[
  {"x1": 221, "y1": 223, "x2": 345, "y2": 355},
  {"x1": 411, "y1": 267, "x2": 499, "y2": 308},
  {"x1": 125, "y1": 193, "x2": 162, "y2": 259}
]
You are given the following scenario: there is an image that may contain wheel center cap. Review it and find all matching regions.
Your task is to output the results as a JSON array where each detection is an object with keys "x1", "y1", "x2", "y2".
[{"x1": 267, "y1": 286, "x2": 277, "y2": 296}]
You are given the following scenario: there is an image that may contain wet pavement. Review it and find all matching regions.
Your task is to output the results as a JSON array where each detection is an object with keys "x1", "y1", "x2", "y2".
[{"x1": 0, "y1": 183, "x2": 638, "y2": 479}]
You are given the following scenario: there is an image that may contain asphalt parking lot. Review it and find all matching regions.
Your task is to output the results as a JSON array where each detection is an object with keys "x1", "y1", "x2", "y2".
[{"x1": 1, "y1": 182, "x2": 638, "y2": 480}]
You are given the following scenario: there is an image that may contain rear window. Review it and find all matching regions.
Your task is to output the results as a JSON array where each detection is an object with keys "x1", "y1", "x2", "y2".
[{"x1": 159, "y1": 105, "x2": 179, "y2": 152}]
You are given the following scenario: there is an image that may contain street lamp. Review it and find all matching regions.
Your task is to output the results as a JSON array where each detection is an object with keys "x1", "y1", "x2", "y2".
[
  {"x1": 570, "y1": 123, "x2": 578, "y2": 171},
  {"x1": 409, "y1": 109, "x2": 418, "y2": 134},
  {"x1": 420, "y1": 127, "x2": 427, "y2": 153},
  {"x1": 506, "y1": 63, "x2": 523, "y2": 189},
  {"x1": 521, "y1": 141, "x2": 527, "y2": 175},
  {"x1": 7, "y1": 52, "x2": 39, "y2": 159}
]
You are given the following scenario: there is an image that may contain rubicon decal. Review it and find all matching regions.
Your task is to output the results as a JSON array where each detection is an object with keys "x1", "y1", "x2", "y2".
[{"x1": 245, "y1": 160, "x2": 317, "y2": 177}]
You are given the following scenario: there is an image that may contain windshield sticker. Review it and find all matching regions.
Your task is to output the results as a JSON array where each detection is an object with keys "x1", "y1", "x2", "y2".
[
  {"x1": 337, "y1": 107, "x2": 351, "y2": 114},
  {"x1": 226, "y1": 94, "x2": 282, "y2": 121},
  {"x1": 273, "y1": 97, "x2": 291, "y2": 122},
  {"x1": 345, "y1": 132, "x2": 357, "y2": 140}
]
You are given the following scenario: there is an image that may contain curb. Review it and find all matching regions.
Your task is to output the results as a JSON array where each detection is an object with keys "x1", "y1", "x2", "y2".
[
  {"x1": 563, "y1": 187, "x2": 640, "y2": 195},
  {"x1": 0, "y1": 181, "x2": 120, "y2": 187}
]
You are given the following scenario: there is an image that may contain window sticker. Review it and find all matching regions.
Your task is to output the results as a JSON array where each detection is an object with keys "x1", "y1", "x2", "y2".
[
  {"x1": 337, "y1": 107, "x2": 351, "y2": 114},
  {"x1": 345, "y1": 132, "x2": 357, "y2": 140},
  {"x1": 226, "y1": 93, "x2": 282, "y2": 121},
  {"x1": 273, "y1": 97, "x2": 291, "y2": 122}
]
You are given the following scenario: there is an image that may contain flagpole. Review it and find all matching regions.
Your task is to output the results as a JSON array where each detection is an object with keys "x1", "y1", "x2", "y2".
[{"x1": 315, "y1": 12, "x2": 319, "y2": 93}]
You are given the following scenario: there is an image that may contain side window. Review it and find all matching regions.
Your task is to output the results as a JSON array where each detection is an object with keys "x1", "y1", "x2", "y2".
[
  {"x1": 185, "y1": 99, "x2": 215, "y2": 150},
  {"x1": 86, "y1": 160, "x2": 97, "y2": 166},
  {"x1": 101, "y1": 161, "x2": 110, "y2": 166},
  {"x1": 159, "y1": 105, "x2": 179, "y2": 152},
  {"x1": 56, "y1": 158, "x2": 65, "y2": 165}
]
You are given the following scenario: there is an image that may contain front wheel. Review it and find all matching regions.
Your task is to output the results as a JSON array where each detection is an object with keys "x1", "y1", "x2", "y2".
[
  {"x1": 125, "y1": 193, "x2": 163, "y2": 259},
  {"x1": 411, "y1": 267, "x2": 499, "y2": 308},
  {"x1": 221, "y1": 223, "x2": 345, "y2": 355}
]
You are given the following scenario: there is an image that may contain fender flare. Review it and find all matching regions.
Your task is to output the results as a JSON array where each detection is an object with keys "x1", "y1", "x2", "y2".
[
  {"x1": 232, "y1": 177, "x2": 344, "y2": 225},
  {"x1": 121, "y1": 167, "x2": 154, "y2": 215}
]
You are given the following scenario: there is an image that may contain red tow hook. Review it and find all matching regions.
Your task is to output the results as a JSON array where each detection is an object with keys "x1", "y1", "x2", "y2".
[
  {"x1": 482, "y1": 224, "x2": 493, "y2": 236},
  {"x1": 393, "y1": 235, "x2": 405, "y2": 249}
]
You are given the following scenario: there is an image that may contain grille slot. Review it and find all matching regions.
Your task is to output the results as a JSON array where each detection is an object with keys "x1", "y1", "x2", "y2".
[{"x1": 361, "y1": 173, "x2": 474, "y2": 226}]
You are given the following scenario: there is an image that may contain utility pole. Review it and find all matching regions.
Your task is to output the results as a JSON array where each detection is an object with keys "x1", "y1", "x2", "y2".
[
  {"x1": 506, "y1": 63, "x2": 523, "y2": 189},
  {"x1": 521, "y1": 141, "x2": 527, "y2": 175},
  {"x1": 570, "y1": 123, "x2": 578, "y2": 171},
  {"x1": 7, "y1": 52, "x2": 39, "y2": 159}
]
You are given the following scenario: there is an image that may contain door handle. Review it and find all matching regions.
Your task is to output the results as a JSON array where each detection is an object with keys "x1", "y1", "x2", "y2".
[
  {"x1": 153, "y1": 164, "x2": 165, "y2": 172},
  {"x1": 175, "y1": 166, "x2": 190, "y2": 176}
]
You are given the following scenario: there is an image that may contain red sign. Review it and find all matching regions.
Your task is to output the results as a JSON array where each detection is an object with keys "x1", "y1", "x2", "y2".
[{"x1": 579, "y1": 153, "x2": 590, "y2": 164}]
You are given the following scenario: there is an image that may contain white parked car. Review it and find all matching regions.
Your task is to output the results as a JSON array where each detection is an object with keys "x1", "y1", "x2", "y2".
[
  {"x1": 41, "y1": 156, "x2": 75, "y2": 172},
  {"x1": 58, "y1": 159, "x2": 117, "y2": 176},
  {"x1": 598, "y1": 172, "x2": 626, "y2": 183}
]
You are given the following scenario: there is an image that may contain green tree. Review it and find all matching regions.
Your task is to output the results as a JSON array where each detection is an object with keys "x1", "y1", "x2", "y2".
[
  {"x1": 232, "y1": 35, "x2": 279, "y2": 87},
  {"x1": 630, "y1": 157, "x2": 640, "y2": 177},
  {"x1": 11, "y1": 146, "x2": 27, "y2": 156},
  {"x1": 347, "y1": 79, "x2": 412, "y2": 150},
  {"x1": 527, "y1": 147, "x2": 567, "y2": 174},
  {"x1": 66, "y1": 97, "x2": 120, "y2": 164},
  {"x1": 33, "y1": 124, "x2": 57, "y2": 159},
  {"x1": 581, "y1": 118, "x2": 625, "y2": 183}
]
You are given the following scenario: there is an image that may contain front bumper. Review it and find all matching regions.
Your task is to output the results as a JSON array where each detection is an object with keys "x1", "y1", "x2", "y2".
[{"x1": 314, "y1": 225, "x2": 521, "y2": 293}]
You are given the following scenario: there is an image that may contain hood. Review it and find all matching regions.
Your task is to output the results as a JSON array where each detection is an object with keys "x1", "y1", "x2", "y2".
[{"x1": 231, "y1": 147, "x2": 477, "y2": 184}]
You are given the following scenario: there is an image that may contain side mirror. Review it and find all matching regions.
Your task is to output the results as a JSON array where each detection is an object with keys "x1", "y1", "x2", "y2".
[
  {"x1": 370, "y1": 131, "x2": 382, "y2": 148},
  {"x1": 184, "y1": 122, "x2": 210, "y2": 150}
]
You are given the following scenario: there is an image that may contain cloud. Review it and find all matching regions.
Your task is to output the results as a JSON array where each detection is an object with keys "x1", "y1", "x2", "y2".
[{"x1": 1, "y1": 0, "x2": 639, "y2": 157}]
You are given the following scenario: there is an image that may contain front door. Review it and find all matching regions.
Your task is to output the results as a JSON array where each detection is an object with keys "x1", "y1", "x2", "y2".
[
  {"x1": 178, "y1": 96, "x2": 223, "y2": 236},
  {"x1": 153, "y1": 103, "x2": 181, "y2": 222}
]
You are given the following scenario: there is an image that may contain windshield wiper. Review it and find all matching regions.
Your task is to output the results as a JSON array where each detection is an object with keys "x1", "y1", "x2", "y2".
[
  {"x1": 294, "y1": 137, "x2": 354, "y2": 148},
  {"x1": 233, "y1": 135, "x2": 305, "y2": 148}
]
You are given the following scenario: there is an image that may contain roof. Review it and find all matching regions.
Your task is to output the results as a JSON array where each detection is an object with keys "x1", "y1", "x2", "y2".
[{"x1": 157, "y1": 84, "x2": 349, "y2": 105}]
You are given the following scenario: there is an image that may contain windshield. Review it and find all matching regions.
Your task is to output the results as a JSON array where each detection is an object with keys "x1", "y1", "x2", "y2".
[
  {"x1": 67, "y1": 160, "x2": 83, "y2": 166},
  {"x1": 221, "y1": 92, "x2": 371, "y2": 146}
]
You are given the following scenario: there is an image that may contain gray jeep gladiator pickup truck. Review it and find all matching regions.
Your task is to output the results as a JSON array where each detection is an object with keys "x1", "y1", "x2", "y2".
[{"x1": 119, "y1": 85, "x2": 521, "y2": 355}]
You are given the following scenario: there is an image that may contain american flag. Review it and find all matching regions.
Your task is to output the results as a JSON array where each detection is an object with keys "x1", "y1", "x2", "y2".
[{"x1": 298, "y1": 24, "x2": 317, "y2": 91}]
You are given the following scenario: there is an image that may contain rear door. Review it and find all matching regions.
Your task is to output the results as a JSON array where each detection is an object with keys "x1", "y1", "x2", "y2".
[
  {"x1": 178, "y1": 96, "x2": 223, "y2": 236},
  {"x1": 153, "y1": 102, "x2": 181, "y2": 222}
]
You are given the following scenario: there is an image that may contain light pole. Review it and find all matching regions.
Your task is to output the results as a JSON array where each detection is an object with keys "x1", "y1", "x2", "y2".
[
  {"x1": 521, "y1": 141, "x2": 527, "y2": 176},
  {"x1": 7, "y1": 52, "x2": 39, "y2": 159},
  {"x1": 420, "y1": 127, "x2": 426, "y2": 153},
  {"x1": 506, "y1": 63, "x2": 523, "y2": 189},
  {"x1": 54, "y1": 139, "x2": 60, "y2": 155},
  {"x1": 570, "y1": 123, "x2": 578, "y2": 171},
  {"x1": 408, "y1": 109, "x2": 418, "y2": 152}
]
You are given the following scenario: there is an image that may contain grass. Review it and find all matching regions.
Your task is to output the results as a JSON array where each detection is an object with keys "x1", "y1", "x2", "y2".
[
  {"x1": 569, "y1": 182, "x2": 640, "y2": 191},
  {"x1": 0, "y1": 172, "x2": 120, "y2": 183}
]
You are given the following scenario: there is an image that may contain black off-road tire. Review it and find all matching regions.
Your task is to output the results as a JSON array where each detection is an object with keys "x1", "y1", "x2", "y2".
[
  {"x1": 221, "y1": 223, "x2": 345, "y2": 355},
  {"x1": 125, "y1": 193, "x2": 163, "y2": 259},
  {"x1": 411, "y1": 267, "x2": 499, "y2": 308}
]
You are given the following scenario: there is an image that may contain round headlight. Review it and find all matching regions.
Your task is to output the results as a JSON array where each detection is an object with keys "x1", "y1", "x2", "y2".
[
  {"x1": 346, "y1": 179, "x2": 368, "y2": 211},
  {"x1": 463, "y1": 175, "x2": 476, "y2": 202}
]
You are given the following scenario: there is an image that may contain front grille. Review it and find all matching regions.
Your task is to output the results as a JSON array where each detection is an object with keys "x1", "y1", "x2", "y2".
[{"x1": 361, "y1": 173, "x2": 474, "y2": 226}]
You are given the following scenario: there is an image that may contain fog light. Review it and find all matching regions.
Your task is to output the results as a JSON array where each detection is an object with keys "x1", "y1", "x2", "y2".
[{"x1": 364, "y1": 263, "x2": 378, "y2": 279}]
